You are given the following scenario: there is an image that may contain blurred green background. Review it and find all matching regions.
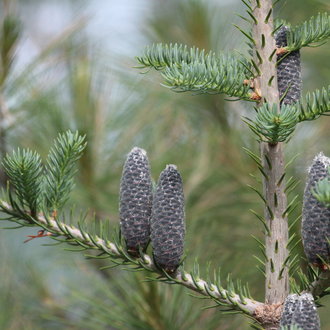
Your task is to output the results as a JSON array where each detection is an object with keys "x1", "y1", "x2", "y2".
[{"x1": 0, "y1": 0, "x2": 329, "y2": 329}]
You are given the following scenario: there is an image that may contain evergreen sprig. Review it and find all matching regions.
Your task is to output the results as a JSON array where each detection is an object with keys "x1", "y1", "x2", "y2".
[
  {"x1": 136, "y1": 43, "x2": 253, "y2": 99},
  {"x1": 246, "y1": 104, "x2": 298, "y2": 143},
  {"x1": 161, "y1": 56, "x2": 252, "y2": 99},
  {"x1": 44, "y1": 130, "x2": 86, "y2": 212},
  {"x1": 291, "y1": 265, "x2": 330, "y2": 300},
  {"x1": 3, "y1": 149, "x2": 43, "y2": 216},
  {"x1": 312, "y1": 175, "x2": 330, "y2": 207},
  {"x1": 136, "y1": 43, "x2": 203, "y2": 70},
  {"x1": 296, "y1": 85, "x2": 330, "y2": 122},
  {"x1": 286, "y1": 12, "x2": 330, "y2": 51}
]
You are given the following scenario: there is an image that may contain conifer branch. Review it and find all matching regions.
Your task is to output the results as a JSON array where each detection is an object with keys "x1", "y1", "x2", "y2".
[
  {"x1": 285, "y1": 13, "x2": 330, "y2": 51},
  {"x1": 292, "y1": 266, "x2": 330, "y2": 300},
  {"x1": 44, "y1": 131, "x2": 86, "y2": 212},
  {"x1": 136, "y1": 43, "x2": 254, "y2": 99},
  {"x1": 248, "y1": 103, "x2": 298, "y2": 143},
  {"x1": 296, "y1": 85, "x2": 330, "y2": 122},
  {"x1": 136, "y1": 43, "x2": 204, "y2": 70},
  {"x1": 304, "y1": 270, "x2": 330, "y2": 298},
  {"x1": 0, "y1": 199, "x2": 263, "y2": 317},
  {"x1": 3, "y1": 149, "x2": 43, "y2": 216}
]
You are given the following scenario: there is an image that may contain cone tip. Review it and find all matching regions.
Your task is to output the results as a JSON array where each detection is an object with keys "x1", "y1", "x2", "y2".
[
  {"x1": 130, "y1": 146, "x2": 147, "y2": 156},
  {"x1": 313, "y1": 152, "x2": 330, "y2": 167},
  {"x1": 165, "y1": 164, "x2": 177, "y2": 171}
]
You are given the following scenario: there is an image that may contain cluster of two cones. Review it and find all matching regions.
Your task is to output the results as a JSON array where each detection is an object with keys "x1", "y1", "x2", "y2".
[{"x1": 119, "y1": 147, "x2": 185, "y2": 274}]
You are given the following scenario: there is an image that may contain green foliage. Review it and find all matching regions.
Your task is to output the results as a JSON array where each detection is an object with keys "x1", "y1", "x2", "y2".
[
  {"x1": 296, "y1": 85, "x2": 330, "y2": 122},
  {"x1": 3, "y1": 131, "x2": 86, "y2": 215},
  {"x1": 136, "y1": 43, "x2": 204, "y2": 70},
  {"x1": 286, "y1": 12, "x2": 330, "y2": 51},
  {"x1": 290, "y1": 265, "x2": 330, "y2": 300},
  {"x1": 312, "y1": 174, "x2": 330, "y2": 207},
  {"x1": 137, "y1": 43, "x2": 253, "y2": 99},
  {"x1": 3, "y1": 149, "x2": 43, "y2": 216},
  {"x1": 44, "y1": 131, "x2": 86, "y2": 212},
  {"x1": 245, "y1": 104, "x2": 298, "y2": 143}
]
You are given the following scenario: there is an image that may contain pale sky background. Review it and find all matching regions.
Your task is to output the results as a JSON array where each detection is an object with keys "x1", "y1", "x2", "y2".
[{"x1": 16, "y1": 0, "x2": 237, "y2": 68}]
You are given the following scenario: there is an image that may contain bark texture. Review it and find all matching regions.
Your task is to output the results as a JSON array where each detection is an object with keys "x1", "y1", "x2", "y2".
[{"x1": 252, "y1": 1, "x2": 289, "y2": 328}]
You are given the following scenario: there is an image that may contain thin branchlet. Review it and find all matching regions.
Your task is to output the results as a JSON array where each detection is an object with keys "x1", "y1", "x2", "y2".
[{"x1": 0, "y1": 200, "x2": 263, "y2": 316}]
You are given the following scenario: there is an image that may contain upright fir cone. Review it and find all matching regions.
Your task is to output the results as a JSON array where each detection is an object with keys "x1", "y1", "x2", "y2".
[
  {"x1": 275, "y1": 26, "x2": 302, "y2": 106},
  {"x1": 280, "y1": 293, "x2": 320, "y2": 330},
  {"x1": 302, "y1": 153, "x2": 330, "y2": 269},
  {"x1": 151, "y1": 164, "x2": 185, "y2": 274},
  {"x1": 119, "y1": 147, "x2": 153, "y2": 256}
]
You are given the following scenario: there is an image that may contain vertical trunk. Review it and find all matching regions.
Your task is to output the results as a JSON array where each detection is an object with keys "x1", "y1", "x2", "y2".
[{"x1": 251, "y1": 0, "x2": 289, "y2": 327}]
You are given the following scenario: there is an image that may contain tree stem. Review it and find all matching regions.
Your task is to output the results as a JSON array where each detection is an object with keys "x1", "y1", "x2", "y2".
[{"x1": 251, "y1": 0, "x2": 289, "y2": 327}]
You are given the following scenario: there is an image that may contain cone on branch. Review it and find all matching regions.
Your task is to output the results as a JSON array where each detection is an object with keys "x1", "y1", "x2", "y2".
[
  {"x1": 275, "y1": 26, "x2": 302, "y2": 106},
  {"x1": 119, "y1": 147, "x2": 153, "y2": 256},
  {"x1": 151, "y1": 164, "x2": 185, "y2": 274},
  {"x1": 280, "y1": 293, "x2": 320, "y2": 330},
  {"x1": 301, "y1": 153, "x2": 330, "y2": 269}
]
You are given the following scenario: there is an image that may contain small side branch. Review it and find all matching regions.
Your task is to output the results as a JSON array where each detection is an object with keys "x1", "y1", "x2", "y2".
[{"x1": 0, "y1": 200, "x2": 263, "y2": 317}]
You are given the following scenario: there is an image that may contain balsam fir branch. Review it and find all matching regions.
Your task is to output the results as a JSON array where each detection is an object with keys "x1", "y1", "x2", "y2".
[
  {"x1": 296, "y1": 85, "x2": 330, "y2": 122},
  {"x1": 137, "y1": 43, "x2": 254, "y2": 99},
  {"x1": 0, "y1": 194, "x2": 262, "y2": 317},
  {"x1": 44, "y1": 130, "x2": 86, "y2": 212},
  {"x1": 136, "y1": 43, "x2": 204, "y2": 70},
  {"x1": 247, "y1": 103, "x2": 299, "y2": 143},
  {"x1": 285, "y1": 12, "x2": 330, "y2": 52},
  {"x1": 2, "y1": 131, "x2": 86, "y2": 216},
  {"x1": 3, "y1": 149, "x2": 43, "y2": 217},
  {"x1": 161, "y1": 57, "x2": 252, "y2": 99}
]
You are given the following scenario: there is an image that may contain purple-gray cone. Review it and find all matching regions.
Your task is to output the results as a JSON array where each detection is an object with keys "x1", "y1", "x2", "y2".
[
  {"x1": 302, "y1": 153, "x2": 330, "y2": 268},
  {"x1": 275, "y1": 26, "x2": 302, "y2": 106},
  {"x1": 151, "y1": 164, "x2": 185, "y2": 273},
  {"x1": 280, "y1": 293, "x2": 320, "y2": 330},
  {"x1": 119, "y1": 147, "x2": 153, "y2": 255}
]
